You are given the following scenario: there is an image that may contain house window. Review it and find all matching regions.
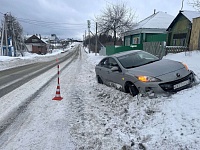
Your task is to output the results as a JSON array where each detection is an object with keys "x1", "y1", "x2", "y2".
[
  {"x1": 180, "y1": 38, "x2": 186, "y2": 46},
  {"x1": 173, "y1": 33, "x2": 187, "y2": 46},
  {"x1": 173, "y1": 39, "x2": 177, "y2": 46},
  {"x1": 132, "y1": 37, "x2": 140, "y2": 44},
  {"x1": 32, "y1": 39, "x2": 39, "y2": 43},
  {"x1": 173, "y1": 38, "x2": 186, "y2": 46}
]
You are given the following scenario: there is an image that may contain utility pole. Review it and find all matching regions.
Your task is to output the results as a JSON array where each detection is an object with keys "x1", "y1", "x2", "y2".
[
  {"x1": 95, "y1": 22, "x2": 97, "y2": 56},
  {"x1": 4, "y1": 14, "x2": 9, "y2": 56},
  {"x1": 85, "y1": 30, "x2": 86, "y2": 40},
  {"x1": 83, "y1": 30, "x2": 86, "y2": 47},
  {"x1": 87, "y1": 20, "x2": 91, "y2": 53},
  {"x1": 84, "y1": 30, "x2": 86, "y2": 45},
  {"x1": 0, "y1": 21, "x2": 5, "y2": 56},
  {"x1": 11, "y1": 18, "x2": 17, "y2": 56}
]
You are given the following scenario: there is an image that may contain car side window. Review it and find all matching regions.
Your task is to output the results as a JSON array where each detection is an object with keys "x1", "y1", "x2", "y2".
[
  {"x1": 108, "y1": 58, "x2": 118, "y2": 68},
  {"x1": 99, "y1": 58, "x2": 109, "y2": 68},
  {"x1": 108, "y1": 58, "x2": 122, "y2": 72}
]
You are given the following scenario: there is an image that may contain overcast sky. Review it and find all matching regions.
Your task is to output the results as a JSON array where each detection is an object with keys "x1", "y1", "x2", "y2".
[{"x1": 0, "y1": 0, "x2": 195, "y2": 40}]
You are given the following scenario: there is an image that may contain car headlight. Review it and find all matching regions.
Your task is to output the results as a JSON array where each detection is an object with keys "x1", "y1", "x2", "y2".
[
  {"x1": 137, "y1": 76, "x2": 161, "y2": 82},
  {"x1": 181, "y1": 62, "x2": 189, "y2": 70}
]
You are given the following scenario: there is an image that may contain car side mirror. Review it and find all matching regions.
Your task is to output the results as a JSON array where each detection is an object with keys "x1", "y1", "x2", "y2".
[{"x1": 111, "y1": 66, "x2": 119, "y2": 72}]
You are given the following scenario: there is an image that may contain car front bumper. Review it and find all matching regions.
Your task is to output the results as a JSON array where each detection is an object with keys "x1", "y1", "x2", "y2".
[{"x1": 135, "y1": 71, "x2": 196, "y2": 96}]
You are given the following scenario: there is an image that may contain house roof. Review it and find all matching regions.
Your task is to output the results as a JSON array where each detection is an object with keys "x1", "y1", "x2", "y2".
[
  {"x1": 25, "y1": 35, "x2": 48, "y2": 44},
  {"x1": 123, "y1": 11, "x2": 174, "y2": 36},
  {"x1": 25, "y1": 35, "x2": 46, "y2": 44},
  {"x1": 167, "y1": 10, "x2": 200, "y2": 31},
  {"x1": 181, "y1": 10, "x2": 200, "y2": 22},
  {"x1": 133, "y1": 11, "x2": 174, "y2": 30}
]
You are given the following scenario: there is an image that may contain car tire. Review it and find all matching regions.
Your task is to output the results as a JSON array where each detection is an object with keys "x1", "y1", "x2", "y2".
[
  {"x1": 97, "y1": 76, "x2": 103, "y2": 84},
  {"x1": 127, "y1": 83, "x2": 139, "y2": 97}
]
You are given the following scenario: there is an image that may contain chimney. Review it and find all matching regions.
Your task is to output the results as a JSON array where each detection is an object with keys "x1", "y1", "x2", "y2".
[{"x1": 154, "y1": 9, "x2": 156, "y2": 14}]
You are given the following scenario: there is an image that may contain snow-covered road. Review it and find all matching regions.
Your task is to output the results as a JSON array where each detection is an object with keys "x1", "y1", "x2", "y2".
[
  {"x1": 0, "y1": 48, "x2": 82, "y2": 149},
  {"x1": 0, "y1": 44, "x2": 200, "y2": 149}
]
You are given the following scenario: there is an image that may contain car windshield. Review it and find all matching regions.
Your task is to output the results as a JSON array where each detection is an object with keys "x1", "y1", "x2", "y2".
[{"x1": 117, "y1": 51, "x2": 159, "y2": 69}]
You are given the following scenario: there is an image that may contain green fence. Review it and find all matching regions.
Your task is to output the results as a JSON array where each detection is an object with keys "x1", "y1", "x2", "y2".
[{"x1": 106, "y1": 44, "x2": 143, "y2": 55}]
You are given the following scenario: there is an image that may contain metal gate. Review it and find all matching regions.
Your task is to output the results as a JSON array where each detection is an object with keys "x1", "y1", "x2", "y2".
[{"x1": 143, "y1": 41, "x2": 166, "y2": 59}]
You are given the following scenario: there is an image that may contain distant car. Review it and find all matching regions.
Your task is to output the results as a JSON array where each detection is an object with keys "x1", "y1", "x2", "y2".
[{"x1": 95, "y1": 50, "x2": 196, "y2": 97}]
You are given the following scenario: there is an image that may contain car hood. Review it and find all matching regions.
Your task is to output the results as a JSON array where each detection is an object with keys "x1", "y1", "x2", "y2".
[{"x1": 127, "y1": 59, "x2": 185, "y2": 77}]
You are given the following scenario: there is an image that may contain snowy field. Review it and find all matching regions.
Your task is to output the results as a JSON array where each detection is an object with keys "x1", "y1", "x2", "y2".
[{"x1": 0, "y1": 44, "x2": 200, "y2": 150}]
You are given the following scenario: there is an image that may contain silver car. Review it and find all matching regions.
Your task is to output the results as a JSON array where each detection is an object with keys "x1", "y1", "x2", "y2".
[{"x1": 95, "y1": 50, "x2": 196, "y2": 97}]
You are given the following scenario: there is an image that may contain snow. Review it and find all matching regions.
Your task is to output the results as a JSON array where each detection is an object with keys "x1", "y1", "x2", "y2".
[
  {"x1": 133, "y1": 11, "x2": 174, "y2": 30},
  {"x1": 181, "y1": 10, "x2": 200, "y2": 22},
  {"x1": 0, "y1": 47, "x2": 70, "y2": 71},
  {"x1": 0, "y1": 45, "x2": 200, "y2": 149}
]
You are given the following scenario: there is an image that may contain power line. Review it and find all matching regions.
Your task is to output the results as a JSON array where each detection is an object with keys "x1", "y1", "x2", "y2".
[
  {"x1": 19, "y1": 19, "x2": 86, "y2": 30},
  {"x1": 0, "y1": 11, "x2": 87, "y2": 31},
  {"x1": 0, "y1": 12, "x2": 90, "y2": 39},
  {"x1": 0, "y1": 11, "x2": 86, "y2": 25},
  {"x1": 17, "y1": 17, "x2": 86, "y2": 26}
]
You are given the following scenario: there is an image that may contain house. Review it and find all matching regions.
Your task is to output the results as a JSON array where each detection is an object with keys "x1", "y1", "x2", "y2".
[
  {"x1": 166, "y1": 10, "x2": 200, "y2": 48},
  {"x1": 123, "y1": 11, "x2": 174, "y2": 48},
  {"x1": 49, "y1": 34, "x2": 59, "y2": 44},
  {"x1": 25, "y1": 35, "x2": 48, "y2": 54}
]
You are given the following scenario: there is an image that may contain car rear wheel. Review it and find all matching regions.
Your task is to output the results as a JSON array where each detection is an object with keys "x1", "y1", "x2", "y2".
[
  {"x1": 97, "y1": 76, "x2": 103, "y2": 84},
  {"x1": 126, "y1": 83, "x2": 139, "y2": 97}
]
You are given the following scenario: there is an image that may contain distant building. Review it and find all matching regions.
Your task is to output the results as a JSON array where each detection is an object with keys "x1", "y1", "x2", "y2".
[
  {"x1": 49, "y1": 34, "x2": 59, "y2": 43},
  {"x1": 25, "y1": 35, "x2": 48, "y2": 54}
]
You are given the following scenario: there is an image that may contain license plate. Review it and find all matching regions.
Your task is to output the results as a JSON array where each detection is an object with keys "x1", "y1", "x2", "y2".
[{"x1": 174, "y1": 80, "x2": 190, "y2": 89}]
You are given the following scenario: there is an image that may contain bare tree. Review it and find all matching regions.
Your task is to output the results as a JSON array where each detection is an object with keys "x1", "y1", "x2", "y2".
[
  {"x1": 189, "y1": 0, "x2": 200, "y2": 11},
  {"x1": 96, "y1": 2, "x2": 136, "y2": 45}
]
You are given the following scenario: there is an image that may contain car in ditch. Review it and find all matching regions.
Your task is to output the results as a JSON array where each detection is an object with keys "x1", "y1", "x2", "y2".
[{"x1": 95, "y1": 50, "x2": 197, "y2": 97}]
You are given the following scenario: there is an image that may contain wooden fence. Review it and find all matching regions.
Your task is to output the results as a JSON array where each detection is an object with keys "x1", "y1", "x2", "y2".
[{"x1": 165, "y1": 46, "x2": 189, "y2": 53}]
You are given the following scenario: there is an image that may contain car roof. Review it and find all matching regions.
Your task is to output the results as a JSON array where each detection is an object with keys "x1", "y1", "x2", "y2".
[{"x1": 111, "y1": 50, "x2": 142, "y2": 57}]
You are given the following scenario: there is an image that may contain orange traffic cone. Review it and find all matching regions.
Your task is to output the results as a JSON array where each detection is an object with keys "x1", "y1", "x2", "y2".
[
  {"x1": 52, "y1": 61, "x2": 63, "y2": 101},
  {"x1": 52, "y1": 84, "x2": 63, "y2": 101}
]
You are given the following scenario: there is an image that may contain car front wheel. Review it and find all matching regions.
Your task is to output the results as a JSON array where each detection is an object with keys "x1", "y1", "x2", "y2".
[{"x1": 126, "y1": 83, "x2": 139, "y2": 97}]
